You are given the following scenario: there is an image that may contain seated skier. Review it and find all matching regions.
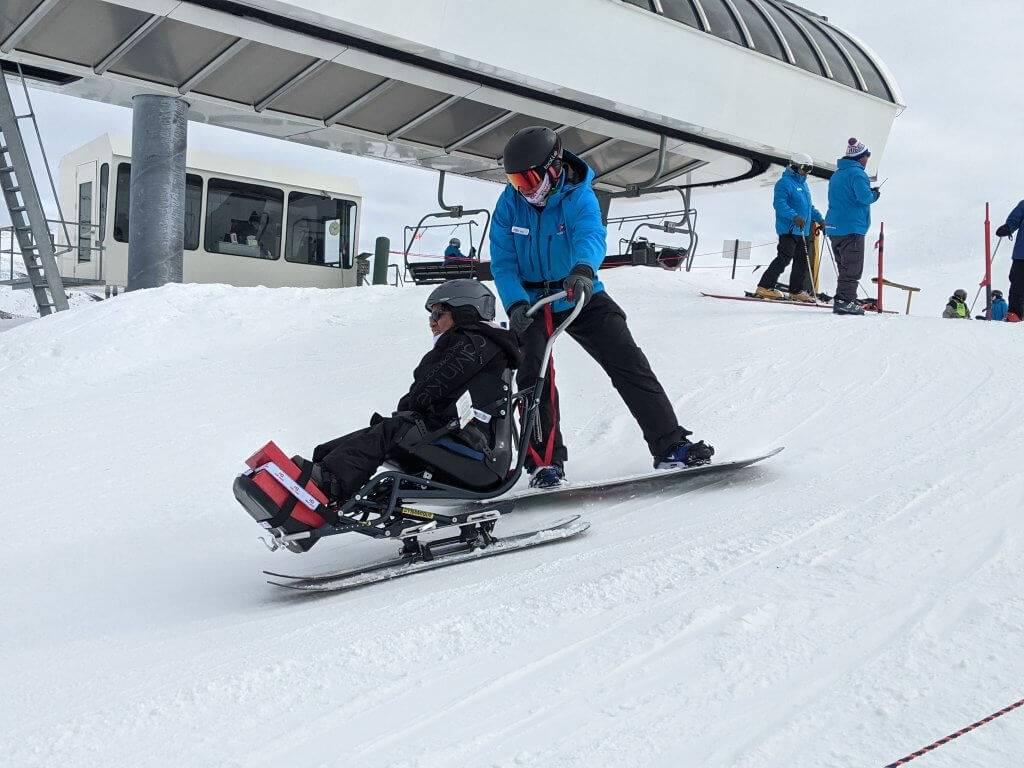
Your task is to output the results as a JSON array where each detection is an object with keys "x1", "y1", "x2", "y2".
[
  {"x1": 942, "y1": 289, "x2": 971, "y2": 319},
  {"x1": 303, "y1": 279, "x2": 521, "y2": 511},
  {"x1": 444, "y1": 237, "x2": 466, "y2": 263}
]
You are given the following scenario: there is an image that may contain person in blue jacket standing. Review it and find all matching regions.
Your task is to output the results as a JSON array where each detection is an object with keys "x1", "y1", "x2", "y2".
[
  {"x1": 755, "y1": 152, "x2": 825, "y2": 302},
  {"x1": 826, "y1": 138, "x2": 881, "y2": 316},
  {"x1": 490, "y1": 126, "x2": 713, "y2": 488},
  {"x1": 995, "y1": 201, "x2": 1024, "y2": 320}
]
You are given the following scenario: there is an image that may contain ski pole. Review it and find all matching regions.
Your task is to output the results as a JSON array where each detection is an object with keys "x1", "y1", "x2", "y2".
[{"x1": 970, "y1": 237, "x2": 1004, "y2": 314}]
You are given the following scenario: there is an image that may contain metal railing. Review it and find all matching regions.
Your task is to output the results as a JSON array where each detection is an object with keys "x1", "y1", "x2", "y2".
[{"x1": 1, "y1": 219, "x2": 104, "y2": 286}]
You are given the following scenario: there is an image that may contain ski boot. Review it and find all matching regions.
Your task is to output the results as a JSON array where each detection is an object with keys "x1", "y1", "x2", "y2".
[
  {"x1": 529, "y1": 464, "x2": 565, "y2": 489},
  {"x1": 655, "y1": 440, "x2": 715, "y2": 470},
  {"x1": 789, "y1": 291, "x2": 815, "y2": 303},
  {"x1": 833, "y1": 299, "x2": 865, "y2": 316},
  {"x1": 754, "y1": 286, "x2": 784, "y2": 300}
]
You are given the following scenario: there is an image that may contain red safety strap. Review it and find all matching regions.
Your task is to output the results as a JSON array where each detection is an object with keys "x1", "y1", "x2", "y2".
[{"x1": 526, "y1": 304, "x2": 559, "y2": 467}]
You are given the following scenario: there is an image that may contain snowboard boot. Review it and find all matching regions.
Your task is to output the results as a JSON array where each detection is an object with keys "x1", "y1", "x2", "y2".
[
  {"x1": 754, "y1": 286, "x2": 784, "y2": 300},
  {"x1": 529, "y1": 464, "x2": 565, "y2": 489},
  {"x1": 833, "y1": 299, "x2": 865, "y2": 316},
  {"x1": 654, "y1": 440, "x2": 715, "y2": 470},
  {"x1": 789, "y1": 291, "x2": 815, "y2": 303}
]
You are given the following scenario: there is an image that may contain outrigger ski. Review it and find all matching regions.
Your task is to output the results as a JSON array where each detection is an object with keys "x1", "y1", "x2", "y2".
[{"x1": 265, "y1": 516, "x2": 589, "y2": 593}]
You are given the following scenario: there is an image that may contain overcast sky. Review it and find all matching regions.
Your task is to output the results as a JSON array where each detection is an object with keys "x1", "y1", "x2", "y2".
[{"x1": 5, "y1": 0, "x2": 1023, "y2": 286}]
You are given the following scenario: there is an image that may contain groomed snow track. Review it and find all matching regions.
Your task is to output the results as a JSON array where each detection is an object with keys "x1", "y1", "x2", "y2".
[{"x1": 1, "y1": 269, "x2": 1021, "y2": 767}]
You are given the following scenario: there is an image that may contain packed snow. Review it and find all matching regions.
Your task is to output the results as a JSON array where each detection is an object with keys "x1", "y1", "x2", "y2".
[{"x1": 2, "y1": 267, "x2": 1022, "y2": 767}]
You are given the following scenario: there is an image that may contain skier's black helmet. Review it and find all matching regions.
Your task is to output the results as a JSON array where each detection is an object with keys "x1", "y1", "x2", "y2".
[
  {"x1": 954, "y1": 289, "x2": 967, "y2": 301},
  {"x1": 993, "y1": 289, "x2": 1004, "y2": 299},
  {"x1": 502, "y1": 126, "x2": 563, "y2": 197},
  {"x1": 449, "y1": 237, "x2": 460, "y2": 248},
  {"x1": 425, "y1": 279, "x2": 496, "y2": 322}
]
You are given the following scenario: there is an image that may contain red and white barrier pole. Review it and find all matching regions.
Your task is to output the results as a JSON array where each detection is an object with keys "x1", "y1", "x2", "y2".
[
  {"x1": 984, "y1": 203, "x2": 993, "y2": 319},
  {"x1": 876, "y1": 222, "x2": 885, "y2": 313}
]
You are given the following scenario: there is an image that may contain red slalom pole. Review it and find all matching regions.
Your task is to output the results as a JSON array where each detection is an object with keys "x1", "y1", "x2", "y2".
[
  {"x1": 984, "y1": 203, "x2": 993, "y2": 319},
  {"x1": 876, "y1": 222, "x2": 885, "y2": 313}
]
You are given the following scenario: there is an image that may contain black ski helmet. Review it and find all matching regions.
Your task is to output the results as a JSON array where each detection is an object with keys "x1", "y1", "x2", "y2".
[
  {"x1": 449, "y1": 237, "x2": 461, "y2": 248},
  {"x1": 502, "y1": 126, "x2": 562, "y2": 174},
  {"x1": 425, "y1": 279, "x2": 496, "y2": 321},
  {"x1": 993, "y1": 289, "x2": 1004, "y2": 299},
  {"x1": 953, "y1": 289, "x2": 968, "y2": 301}
]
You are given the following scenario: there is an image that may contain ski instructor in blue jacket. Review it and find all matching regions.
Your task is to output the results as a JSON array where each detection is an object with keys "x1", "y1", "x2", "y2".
[
  {"x1": 825, "y1": 137, "x2": 881, "y2": 316},
  {"x1": 754, "y1": 152, "x2": 825, "y2": 302},
  {"x1": 490, "y1": 126, "x2": 713, "y2": 488}
]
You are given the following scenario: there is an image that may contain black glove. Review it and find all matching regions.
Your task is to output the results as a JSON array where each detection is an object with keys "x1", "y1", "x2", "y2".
[
  {"x1": 563, "y1": 265, "x2": 595, "y2": 305},
  {"x1": 507, "y1": 302, "x2": 533, "y2": 335},
  {"x1": 793, "y1": 215, "x2": 806, "y2": 231},
  {"x1": 871, "y1": 187, "x2": 881, "y2": 201},
  {"x1": 996, "y1": 224, "x2": 1013, "y2": 239}
]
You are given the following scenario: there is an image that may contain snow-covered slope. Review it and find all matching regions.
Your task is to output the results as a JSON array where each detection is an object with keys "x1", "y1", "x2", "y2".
[{"x1": 2, "y1": 270, "x2": 1022, "y2": 768}]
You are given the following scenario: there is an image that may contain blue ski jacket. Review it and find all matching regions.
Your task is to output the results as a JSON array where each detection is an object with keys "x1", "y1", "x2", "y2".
[
  {"x1": 1000, "y1": 200, "x2": 1024, "y2": 260},
  {"x1": 992, "y1": 296, "x2": 1009, "y2": 321},
  {"x1": 826, "y1": 158, "x2": 879, "y2": 237},
  {"x1": 490, "y1": 151, "x2": 606, "y2": 313},
  {"x1": 774, "y1": 168, "x2": 824, "y2": 236},
  {"x1": 444, "y1": 244, "x2": 465, "y2": 261}
]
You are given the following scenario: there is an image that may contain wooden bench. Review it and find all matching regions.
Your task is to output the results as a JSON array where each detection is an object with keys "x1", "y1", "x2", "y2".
[{"x1": 871, "y1": 277, "x2": 920, "y2": 315}]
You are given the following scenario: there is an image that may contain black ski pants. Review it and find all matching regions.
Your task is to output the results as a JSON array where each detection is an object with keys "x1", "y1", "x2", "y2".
[
  {"x1": 313, "y1": 416, "x2": 413, "y2": 503},
  {"x1": 758, "y1": 235, "x2": 811, "y2": 294},
  {"x1": 830, "y1": 234, "x2": 866, "y2": 304},
  {"x1": 1009, "y1": 260, "x2": 1024, "y2": 319},
  {"x1": 516, "y1": 291, "x2": 688, "y2": 470}
]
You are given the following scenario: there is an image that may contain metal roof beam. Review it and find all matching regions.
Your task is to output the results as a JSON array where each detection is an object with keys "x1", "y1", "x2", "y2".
[
  {"x1": 324, "y1": 79, "x2": 397, "y2": 127},
  {"x1": 387, "y1": 95, "x2": 461, "y2": 140},
  {"x1": 254, "y1": 59, "x2": 329, "y2": 112},
  {"x1": 178, "y1": 38, "x2": 250, "y2": 95},
  {"x1": 0, "y1": 0, "x2": 65, "y2": 54},
  {"x1": 93, "y1": 15, "x2": 163, "y2": 75},
  {"x1": 444, "y1": 111, "x2": 516, "y2": 153}
]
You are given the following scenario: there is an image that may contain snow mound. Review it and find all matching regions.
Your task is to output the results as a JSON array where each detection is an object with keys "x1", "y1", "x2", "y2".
[{"x1": 2, "y1": 271, "x2": 1022, "y2": 767}]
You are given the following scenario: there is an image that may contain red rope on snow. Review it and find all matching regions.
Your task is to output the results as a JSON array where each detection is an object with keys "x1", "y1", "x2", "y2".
[{"x1": 883, "y1": 697, "x2": 1024, "y2": 767}]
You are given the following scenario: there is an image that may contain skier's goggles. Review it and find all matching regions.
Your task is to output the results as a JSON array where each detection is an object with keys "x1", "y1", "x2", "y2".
[
  {"x1": 428, "y1": 305, "x2": 450, "y2": 323},
  {"x1": 505, "y1": 168, "x2": 545, "y2": 196},
  {"x1": 793, "y1": 163, "x2": 813, "y2": 174}
]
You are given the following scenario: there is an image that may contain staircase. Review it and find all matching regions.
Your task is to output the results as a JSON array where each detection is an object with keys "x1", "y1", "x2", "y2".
[{"x1": 0, "y1": 72, "x2": 67, "y2": 316}]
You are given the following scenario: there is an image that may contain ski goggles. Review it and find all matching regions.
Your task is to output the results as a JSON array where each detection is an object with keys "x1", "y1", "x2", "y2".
[
  {"x1": 792, "y1": 163, "x2": 813, "y2": 175},
  {"x1": 505, "y1": 168, "x2": 547, "y2": 197},
  {"x1": 428, "y1": 305, "x2": 449, "y2": 323}
]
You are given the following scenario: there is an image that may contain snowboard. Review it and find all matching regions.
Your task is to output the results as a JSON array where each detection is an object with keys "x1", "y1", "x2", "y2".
[
  {"x1": 424, "y1": 446, "x2": 784, "y2": 512},
  {"x1": 265, "y1": 516, "x2": 590, "y2": 592}
]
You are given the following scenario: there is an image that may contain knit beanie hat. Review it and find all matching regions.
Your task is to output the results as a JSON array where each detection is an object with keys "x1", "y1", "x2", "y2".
[{"x1": 845, "y1": 137, "x2": 870, "y2": 160}]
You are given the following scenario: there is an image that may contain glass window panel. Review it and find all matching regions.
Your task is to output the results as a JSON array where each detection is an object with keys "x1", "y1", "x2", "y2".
[
  {"x1": 1, "y1": 1, "x2": 42, "y2": 44},
  {"x1": 109, "y1": 20, "x2": 233, "y2": 88},
  {"x1": 559, "y1": 127, "x2": 610, "y2": 156},
  {"x1": 78, "y1": 181, "x2": 92, "y2": 262},
  {"x1": 204, "y1": 178, "x2": 282, "y2": 260},
  {"x1": 760, "y1": 1, "x2": 823, "y2": 75},
  {"x1": 183, "y1": 174, "x2": 202, "y2": 251},
  {"x1": 98, "y1": 163, "x2": 109, "y2": 243},
  {"x1": 790, "y1": 12, "x2": 858, "y2": 87},
  {"x1": 285, "y1": 192, "x2": 356, "y2": 268},
  {"x1": 113, "y1": 163, "x2": 130, "y2": 244},
  {"x1": 341, "y1": 82, "x2": 449, "y2": 136},
  {"x1": 731, "y1": 0, "x2": 786, "y2": 60},
  {"x1": 270, "y1": 64, "x2": 385, "y2": 121},
  {"x1": 20, "y1": 0, "x2": 150, "y2": 68},
  {"x1": 194, "y1": 42, "x2": 316, "y2": 106},
  {"x1": 402, "y1": 100, "x2": 506, "y2": 148},
  {"x1": 659, "y1": 0, "x2": 700, "y2": 29},
  {"x1": 828, "y1": 27, "x2": 893, "y2": 100},
  {"x1": 112, "y1": 163, "x2": 202, "y2": 250},
  {"x1": 698, "y1": 0, "x2": 745, "y2": 45},
  {"x1": 459, "y1": 114, "x2": 559, "y2": 160},
  {"x1": 622, "y1": 0, "x2": 655, "y2": 10}
]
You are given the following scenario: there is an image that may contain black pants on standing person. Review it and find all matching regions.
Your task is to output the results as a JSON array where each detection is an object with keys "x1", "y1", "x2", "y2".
[
  {"x1": 1009, "y1": 261, "x2": 1024, "y2": 319},
  {"x1": 758, "y1": 235, "x2": 812, "y2": 295},
  {"x1": 830, "y1": 234, "x2": 866, "y2": 304},
  {"x1": 516, "y1": 291, "x2": 690, "y2": 470}
]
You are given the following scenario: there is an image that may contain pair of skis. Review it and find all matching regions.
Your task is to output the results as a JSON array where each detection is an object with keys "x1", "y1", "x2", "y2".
[{"x1": 262, "y1": 448, "x2": 783, "y2": 594}]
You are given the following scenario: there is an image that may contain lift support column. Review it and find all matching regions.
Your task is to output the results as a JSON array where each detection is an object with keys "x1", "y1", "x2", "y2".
[{"x1": 127, "y1": 95, "x2": 187, "y2": 291}]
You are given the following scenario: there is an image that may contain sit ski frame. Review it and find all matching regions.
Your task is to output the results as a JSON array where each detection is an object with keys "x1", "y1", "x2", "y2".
[{"x1": 259, "y1": 291, "x2": 585, "y2": 554}]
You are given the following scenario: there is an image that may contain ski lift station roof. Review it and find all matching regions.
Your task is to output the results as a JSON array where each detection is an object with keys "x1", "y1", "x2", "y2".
[{"x1": 1, "y1": 0, "x2": 902, "y2": 193}]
